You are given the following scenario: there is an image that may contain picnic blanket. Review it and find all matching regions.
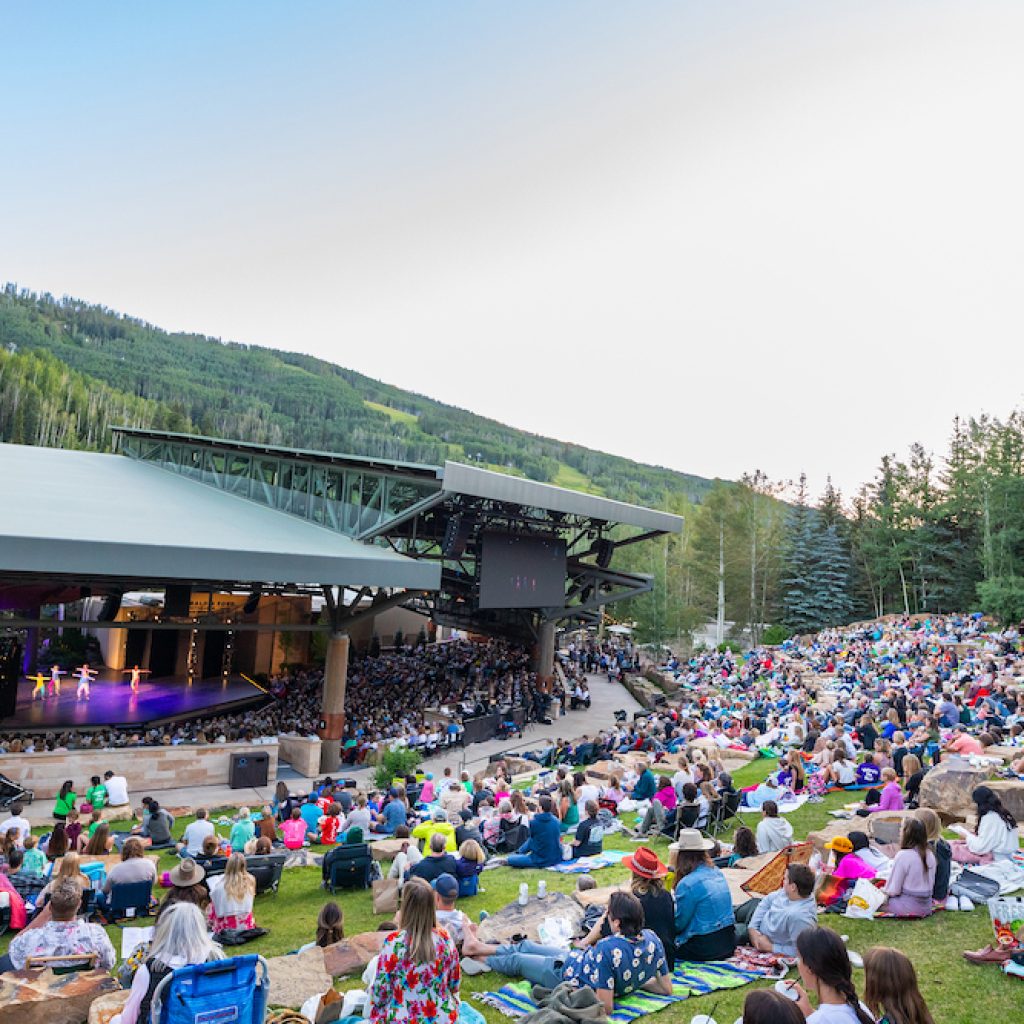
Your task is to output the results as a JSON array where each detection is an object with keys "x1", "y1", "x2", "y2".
[
  {"x1": 547, "y1": 851, "x2": 625, "y2": 874},
  {"x1": 737, "y1": 793, "x2": 810, "y2": 814},
  {"x1": 474, "y1": 954, "x2": 786, "y2": 1022}
]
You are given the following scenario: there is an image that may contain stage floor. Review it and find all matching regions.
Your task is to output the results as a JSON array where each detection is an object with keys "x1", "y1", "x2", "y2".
[{"x1": 6, "y1": 672, "x2": 266, "y2": 730}]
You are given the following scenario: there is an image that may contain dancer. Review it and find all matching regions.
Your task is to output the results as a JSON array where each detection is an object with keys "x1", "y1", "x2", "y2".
[
  {"x1": 48, "y1": 664, "x2": 64, "y2": 697},
  {"x1": 122, "y1": 664, "x2": 151, "y2": 694},
  {"x1": 75, "y1": 664, "x2": 96, "y2": 702},
  {"x1": 27, "y1": 672, "x2": 47, "y2": 701}
]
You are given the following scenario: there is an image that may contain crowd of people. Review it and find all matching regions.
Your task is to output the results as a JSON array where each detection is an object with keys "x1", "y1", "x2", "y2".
[{"x1": 0, "y1": 615, "x2": 1021, "y2": 1023}]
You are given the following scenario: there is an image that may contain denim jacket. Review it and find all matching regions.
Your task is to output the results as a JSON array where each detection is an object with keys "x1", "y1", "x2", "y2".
[{"x1": 673, "y1": 863, "x2": 735, "y2": 946}]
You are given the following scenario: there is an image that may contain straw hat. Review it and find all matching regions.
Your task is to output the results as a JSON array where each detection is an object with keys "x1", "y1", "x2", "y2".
[
  {"x1": 622, "y1": 846, "x2": 669, "y2": 879},
  {"x1": 168, "y1": 858, "x2": 206, "y2": 886},
  {"x1": 670, "y1": 829, "x2": 715, "y2": 852}
]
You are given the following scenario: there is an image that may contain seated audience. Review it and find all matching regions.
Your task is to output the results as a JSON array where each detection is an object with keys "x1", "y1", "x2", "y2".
[
  {"x1": 884, "y1": 818, "x2": 937, "y2": 918},
  {"x1": 113, "y1": 903, "x2": 224, "y2": 1024},
  {"x1": 744, "y1": 864, "x2": 818, "y2": 955},
  {"x1": 790, "y1": 927, "x2": 875, "y2": 1023},
  {"x1": 206, "y1": 853, "x2": 256, "y2": 935},
  {"x1": 409, "y1": 833, "x2": 459, "y2": 883},
  {"x1": 369, "y1": 878, "x2": 461, "y2": 1024},
  {"x1": 2, "y1": 879, "x2": 116, "y2": 972},
  {"x1": 672, "y1": 830, "x2": 736, "y2": 961},
  {"x1": 475, "y1": 891, "x2": 672, "y2": 1014},
  {"x1": 863, "y1": 946, "x2": 936, "y2": 1024},
  {"x1": 755, "y1": 800, "x2": 793, "y2": 853},
  {"x1": 572, "y1": 800, "x2": 606, "y2": 858},
  {"x1": 507, "y1": 795, "x2": 562, "y2": 869}
]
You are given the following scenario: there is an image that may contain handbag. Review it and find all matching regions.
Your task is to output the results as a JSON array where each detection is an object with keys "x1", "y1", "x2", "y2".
[
  {"x1": 952, "y1": 869, "x2": 1001, "y2": 904},
  {"x1": 845, "y1": 878, "x2": 886, "y2": 919},
  {"x1": 988, "y1": 896, "x2": 1024, "y2": 948},
  {"x1": 372, "y1": 877, "x2": 399, "y2": 916}
]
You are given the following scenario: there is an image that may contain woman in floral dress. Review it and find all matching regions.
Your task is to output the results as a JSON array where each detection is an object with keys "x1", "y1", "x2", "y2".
[{"x1": 370, "y1": 879, "x2": 461, "y2": 1024}]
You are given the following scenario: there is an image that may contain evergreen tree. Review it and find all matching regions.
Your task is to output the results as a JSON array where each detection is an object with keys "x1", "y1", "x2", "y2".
[{"x1": 781, "y1": 475, "x2": 820, "y2": 633}]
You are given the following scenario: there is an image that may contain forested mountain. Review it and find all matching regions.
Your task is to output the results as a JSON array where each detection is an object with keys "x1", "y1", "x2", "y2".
[
  {"x1": 0, "y1": 285, "x2": 712, "y2": 509},
  {"x1": 5, "y1": 284, "x2": 1024, "y2": 644}
]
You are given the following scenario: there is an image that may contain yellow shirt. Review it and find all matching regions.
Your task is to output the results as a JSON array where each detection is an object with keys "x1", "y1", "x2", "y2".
[{"x1": 411, "y1": 820, "x2": 457, "y2": 852}]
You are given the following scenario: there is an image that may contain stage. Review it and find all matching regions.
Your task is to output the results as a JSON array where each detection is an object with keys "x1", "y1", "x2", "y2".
[{"x1": 4, "y1": 671, "x2": 269, "y2": 731}]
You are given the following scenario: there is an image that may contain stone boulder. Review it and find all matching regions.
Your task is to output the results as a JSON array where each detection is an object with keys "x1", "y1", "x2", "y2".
[
  {"x1": 476, "y1": 891, "x2": 584, "y2": 945},
  {"x1": 0, "y1": 968, "x2": 120, "y2": 1024},
  {"x1": 986, "y1": 780, "x2": 1024, "y2": 824},
  {"x1": 323, "y1": 931, "x2": 387, "y2": 977},
  {"x1": 88, "y1": 991, "x2": 130, "y2": 1024},
  {"x1": 919, "y1": 758, "x2": 993, "y2": 820},
  {"x1": 265, "y1": 947, "x2": 332, "y2": 1009}
]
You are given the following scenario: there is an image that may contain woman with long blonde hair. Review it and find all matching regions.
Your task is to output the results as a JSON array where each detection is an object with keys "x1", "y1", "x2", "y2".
[
  {"x1": 206, "y1": 852, "x2": 257, "y2": 935},
  {"x1": 370, "y1": 879, "x2": 460, "y2": 1024}
]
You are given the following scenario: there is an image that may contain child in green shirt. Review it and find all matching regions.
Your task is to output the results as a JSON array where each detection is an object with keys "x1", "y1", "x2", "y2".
[
  {"x1": 85, "y1": 775, "x2": 107, "y2": 810},
  {"x1": 21, "y1": 835, "x2": 47, "y2": 875}
]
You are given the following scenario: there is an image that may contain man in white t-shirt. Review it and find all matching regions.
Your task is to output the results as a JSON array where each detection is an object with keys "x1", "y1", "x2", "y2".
[
  {"x1": 179, "y1": 807, "x2": 216, "y2": 856},
  {"x1": 103, "y1": 771, "x2": 129, "y2": 807},
  {"x1": 0, "y1": 802, "x2": 31, "y2": 843}
]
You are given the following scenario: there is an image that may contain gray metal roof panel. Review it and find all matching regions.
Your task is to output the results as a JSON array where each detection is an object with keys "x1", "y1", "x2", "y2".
[
  {"x1": 439, "y1": 461, "x2": 683, "y2": 534},
  {"x1": 0, "y1": 444, "x2": 440, "y2": 590}
]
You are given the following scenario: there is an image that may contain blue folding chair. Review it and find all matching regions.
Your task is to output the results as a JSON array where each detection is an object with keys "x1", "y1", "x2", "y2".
[{"x1": 152, "y1": 955, "x2": 269, "y2": 1024}]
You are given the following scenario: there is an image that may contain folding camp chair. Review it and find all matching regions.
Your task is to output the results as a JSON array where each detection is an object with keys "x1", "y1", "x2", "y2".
[
  {"x1": 152, "y1": 955, "x2": 269, "y2": 1024},
  {"x1": 673, "y1": 803, "x2": 701, "y2": 840},
  {"x1": 99, "y1": 879, "x2": 153, "y2": 925},
  {"x1": 709, "y1": 791, "x2": 742, "y2": 837},
  {"x1": 25, "y1": 953, "x2": 98, "y2": 975}
]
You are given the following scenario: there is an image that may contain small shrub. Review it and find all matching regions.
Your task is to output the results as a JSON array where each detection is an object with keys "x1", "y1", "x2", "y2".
[
  {"x1": 374, "y1": 747, "x2": 422, "y2": 790},
  {"x1": 762, "y1": 624, "x2": 790, "y2": 646}
]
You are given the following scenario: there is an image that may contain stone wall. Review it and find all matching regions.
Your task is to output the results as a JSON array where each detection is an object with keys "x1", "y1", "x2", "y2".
[
  {"x1": 275, "y1": 735, "x2": 321, "y2": 779},
  {"x1": 0, "y1": 742, "x2": 279, "y2": 799}
]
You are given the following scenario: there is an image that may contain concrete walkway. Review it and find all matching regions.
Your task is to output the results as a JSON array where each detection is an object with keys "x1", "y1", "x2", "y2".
[{"x1": 14, "y1": 674, "x2": 645, "y2": 826}]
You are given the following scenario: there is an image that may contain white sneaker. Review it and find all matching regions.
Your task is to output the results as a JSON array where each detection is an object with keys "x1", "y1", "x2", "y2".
[
  {"x1": 461, "y1": 958, "x2": 492, "y2": 975},
  {"x1": 959, "y1": 895, "x2": 975, "y2": 912},
  {"x1": 848, "y1": 950, "x2": 864, "y2": 969},
  {"x1": 945, "y1": 895, "x2": 959, "y2": 912}
]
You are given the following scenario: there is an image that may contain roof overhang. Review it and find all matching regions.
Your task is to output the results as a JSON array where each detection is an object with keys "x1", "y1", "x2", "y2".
[{"x1": 0, "y1": 443, "x2": 439, "y2": 593}]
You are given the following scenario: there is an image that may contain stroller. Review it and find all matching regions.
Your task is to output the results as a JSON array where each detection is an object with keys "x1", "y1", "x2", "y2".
[{"x1": 0, "y1": 772, "x2": 33, "y2": 810}]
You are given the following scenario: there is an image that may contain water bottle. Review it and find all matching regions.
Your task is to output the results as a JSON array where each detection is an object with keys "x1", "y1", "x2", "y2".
[
  {"x1": 537, "y1": 880, "x2": 547, "y2": 898},
  {"x1": 519, "y1": 882, "x2": 529, "y2": 906}
]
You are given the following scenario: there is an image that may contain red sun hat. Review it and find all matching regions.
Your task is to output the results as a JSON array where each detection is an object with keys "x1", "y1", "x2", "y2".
[{"x1": 621, "y1": 845, "x2": 669, "y2": 879}]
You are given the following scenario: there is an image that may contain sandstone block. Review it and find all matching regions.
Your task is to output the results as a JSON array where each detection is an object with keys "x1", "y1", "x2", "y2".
[
  {"x1": 265, "y1": 947, "x2": 331, "y2": 1009},
  {"x1": 919, "y1": 758, "x2": 993, "y2": 819},
  {"x1": 476, "y1": 891, "x2": 584, "y2": 945}
]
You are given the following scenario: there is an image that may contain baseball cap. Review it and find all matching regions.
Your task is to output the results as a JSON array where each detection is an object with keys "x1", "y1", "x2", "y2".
[{"x1": 432, "y1": 873, "x2": 458, "y2": 899}]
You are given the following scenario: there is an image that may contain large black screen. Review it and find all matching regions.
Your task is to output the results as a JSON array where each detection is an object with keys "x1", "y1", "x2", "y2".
[{"x1": 478, "y1": 532, "x2": 567, "y2": 609}]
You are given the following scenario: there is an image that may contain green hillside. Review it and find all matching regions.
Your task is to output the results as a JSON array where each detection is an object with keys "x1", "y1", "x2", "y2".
[{"x1": 0, "y1": 284, "x2": 713, "y2": 508}]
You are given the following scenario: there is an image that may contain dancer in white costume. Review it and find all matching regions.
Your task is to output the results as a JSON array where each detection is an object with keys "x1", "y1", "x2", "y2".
[{"x1": 75, "y1": 664, "x2": 96, "y2": 701}]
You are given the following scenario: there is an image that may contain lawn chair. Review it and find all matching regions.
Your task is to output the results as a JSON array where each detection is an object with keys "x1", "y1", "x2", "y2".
[
  {"x1": 25, "y1": 952, "x2": 99, "y2": 976},
  {"x1": 673, "y1": 803, "x2": 701, "y2": 840},
  {"x1": 246, "y1": 854, "x2": 285, "y2": 896},
  {"x1": 326, "y1": 844, "x2": 372, "y2": 893},
  {"x1": 709, "y1": 791, "x2": 742, "y2": 837},
  {"x1": 100, "y1": 879, "x2": 153, "y2": 925},
  {"x1": 152, "y1": 954, "x2": 268, "y2": 1024}
]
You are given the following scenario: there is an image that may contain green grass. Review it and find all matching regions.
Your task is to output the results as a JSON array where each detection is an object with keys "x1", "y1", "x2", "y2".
[
  {"x1": 363, "y1": 400, "x2": 418, "y2": 426},
  {"x1": 13, "y1": 765, "x2": 1019, "y2": 1023},
  {"x1": 552, "y1": 463, "x2": 603, "y2": 495}
]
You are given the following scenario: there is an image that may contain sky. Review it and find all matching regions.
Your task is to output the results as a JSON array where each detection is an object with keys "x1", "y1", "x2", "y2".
[{"x1": 3, "y1": 2, "x2": 1023, "y2": 501}]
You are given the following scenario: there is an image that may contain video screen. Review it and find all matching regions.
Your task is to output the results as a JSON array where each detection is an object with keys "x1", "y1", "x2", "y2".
[{"x1": 478, "y1": 532, "x2": 567, "y2": 609}]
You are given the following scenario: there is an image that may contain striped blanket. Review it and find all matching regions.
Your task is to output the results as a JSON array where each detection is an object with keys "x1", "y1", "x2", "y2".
[{"x1": 474, "y1": 958, "x2": 781, "y2": 1022}]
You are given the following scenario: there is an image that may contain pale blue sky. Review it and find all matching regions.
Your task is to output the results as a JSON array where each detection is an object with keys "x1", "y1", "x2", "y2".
[{"x1": 3, "y1": 3, "x2": 1023, "y2": 499}]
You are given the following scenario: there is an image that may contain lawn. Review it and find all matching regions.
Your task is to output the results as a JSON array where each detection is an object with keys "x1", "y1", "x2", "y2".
[{"x1": 8, "y1": 761, "x2": 1018, "y2": 1023}]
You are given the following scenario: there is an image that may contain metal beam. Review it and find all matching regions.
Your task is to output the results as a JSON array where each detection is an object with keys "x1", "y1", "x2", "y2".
[{"x1": 0, "y1": 618, "x2": 331, "y2": 633}]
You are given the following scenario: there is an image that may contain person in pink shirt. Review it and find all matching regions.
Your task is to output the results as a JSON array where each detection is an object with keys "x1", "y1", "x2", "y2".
[
  {"x1": 872, "y1": 768, "x2": 906, "y2": 812},
  {"x1": 826, "y1": 836, "x2": 878, "y2": 880},
  {"x1": 634, "y1": 775, "x2": 677, "y2": 838},
  {"x1": 280, "y1": 807, "x2": 309, "y2": 850},
  {"x1": 944, "y1": 727, "x2": 984, "y2": 757},
  {"x1": 419, "y1": 774, "x2": 435, "y2": 805}
]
